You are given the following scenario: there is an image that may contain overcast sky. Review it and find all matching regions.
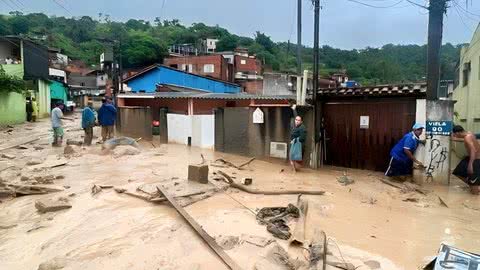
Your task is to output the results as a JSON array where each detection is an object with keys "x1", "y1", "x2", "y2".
[{"x1": 1, "y1": 0, "x2": 479, "y2": 49}]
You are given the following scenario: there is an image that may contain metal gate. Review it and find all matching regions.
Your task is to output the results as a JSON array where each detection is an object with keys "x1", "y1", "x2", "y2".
[{"x1": 323, "y1": 99, "x2": 416, "y2": 171}]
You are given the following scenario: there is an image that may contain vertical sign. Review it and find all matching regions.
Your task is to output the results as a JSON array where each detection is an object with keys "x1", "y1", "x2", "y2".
[
  {"x1": 360, "y1": 116, "x2": 369, "y2": 129},
  {"x1": 253, "y1": 108, "x2": 264, "y2": 124}
]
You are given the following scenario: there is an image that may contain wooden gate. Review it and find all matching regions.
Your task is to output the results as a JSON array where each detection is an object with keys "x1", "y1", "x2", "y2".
[{"x1": 323, "y1": 99, "x2": 416, "y2": 171}]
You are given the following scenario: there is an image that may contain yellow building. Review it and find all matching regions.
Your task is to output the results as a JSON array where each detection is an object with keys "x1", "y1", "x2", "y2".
[{"x1": 454, "y1": 24, "x2": 480, "y2": 133}]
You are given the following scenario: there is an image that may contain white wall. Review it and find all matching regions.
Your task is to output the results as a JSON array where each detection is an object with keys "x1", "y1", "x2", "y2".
[
  {"x1": 167, "y1": 114, "x2": 192, "y2": 145},
  {"x1": 414, "y1": 99, "x2": 427, "y2": 164},
  {"x1": 167, "y1": 114, "x2": 215, "y2": 149},
  {"x1": 192, "y1": 115, "x2": 215, "y2": 149}
]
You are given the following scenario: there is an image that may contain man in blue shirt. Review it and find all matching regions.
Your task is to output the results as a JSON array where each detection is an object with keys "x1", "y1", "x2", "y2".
[
  {"x1": 81, "y1": 101, "x2": 96, "y2": 146},
  {"x1": 385, "y1": 123, "x2": 425, "y2": 179},
  {"x1": 98, "y1": 97, "x2": 117, "y2": 142}
]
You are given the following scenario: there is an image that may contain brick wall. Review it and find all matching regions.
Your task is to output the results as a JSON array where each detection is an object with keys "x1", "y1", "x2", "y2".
[
  {"x1": 164, "y1": 55, "x2": 232, "y2": 82},
  {"x1": 234, "y1": 55, "x2": 262, "y2": 74},
  {"x1": 239, "y1": 80, "x2": 264, "y2": 94}
]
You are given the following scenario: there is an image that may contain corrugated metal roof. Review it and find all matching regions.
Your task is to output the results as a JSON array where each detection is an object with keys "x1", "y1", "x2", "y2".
[
  {"x1": 317, "y1": 83, "x2": 427, "y2": 97},
  {"x1": 118, "y1": 92, "x2": 295, "y2": 101}
]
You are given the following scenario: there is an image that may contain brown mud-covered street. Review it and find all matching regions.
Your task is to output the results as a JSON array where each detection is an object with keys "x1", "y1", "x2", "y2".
[{"x1": 1, "y1": 115, "x2": 479, "y2": 270}]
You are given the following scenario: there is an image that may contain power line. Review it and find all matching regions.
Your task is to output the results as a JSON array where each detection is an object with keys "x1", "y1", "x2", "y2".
[
  {"x1": 1, "y1": 0, "x2": 15, "y2": 10},
  {"x1": 453, "y1": 0, "x2": 480, "y2": 18},
  {"x1": 345, "y1": 0, "x2": 406, "y2": 8},
  {"x1": 406, "y1": 0, "x2": 428, "y2": 10},
  {"x1": 159, "y1": 0, "x2": 166, "y2": 22},
  {"x1": 453, "y1": 4, "x2": 473, "y2": 32},
  {"x1": 8, "y1": 0, "x2": 23, "y2": 11},
  {"x1": 51, "y1": 0, "x2": 73, "y2": 16}
]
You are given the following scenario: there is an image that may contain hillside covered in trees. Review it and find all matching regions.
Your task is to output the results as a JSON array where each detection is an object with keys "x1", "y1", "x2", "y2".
[{"x1": 0, "y1": 12, "x2": 463, "y2": 85}]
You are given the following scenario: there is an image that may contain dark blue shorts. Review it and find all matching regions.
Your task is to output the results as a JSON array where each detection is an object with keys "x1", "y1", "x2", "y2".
[{"x1": 385, "y1": 157, "x2": 413, "y2": 177}]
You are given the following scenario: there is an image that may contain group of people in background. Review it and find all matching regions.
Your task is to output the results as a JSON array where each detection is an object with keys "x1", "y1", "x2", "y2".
[
  {"x1": 50, "y1": 97, "x2": 117, "y2": 147},
  {"x1": 3, "y1": 56, "x2": 21, "y2": 65}
]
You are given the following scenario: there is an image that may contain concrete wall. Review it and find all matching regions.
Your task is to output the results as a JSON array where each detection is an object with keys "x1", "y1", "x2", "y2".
[
  {"x1": 126, "y1": 66, "x2": 241, "y2": 93},
  {"x1": 215, "y1": 106, "x2": 314, "y2": 163},
  {"x1": 166, "y1": 113, "x2": 215, "y2": 148},
  {"x1": 117, "y1": 106, "x2": 153, "y2": 141},
  {"x1": 167, "y1": 114, "x2": 192, "y2": 145},
  {"x1": 0, "y1": 92, "x2": 26, "y2": 126},
  {"x1": 37, "y1": 79, "x2": 51, "y2": 118},
  {"x1": 192, "y1": 115, "x2": 215, "y2": 149},
  {"x1": 263, "y1": 73, "x2": 294, "y2": 96}
]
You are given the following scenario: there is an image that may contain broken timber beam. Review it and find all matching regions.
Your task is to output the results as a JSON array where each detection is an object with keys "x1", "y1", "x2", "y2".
[
  {"x1": 217, "y1": 171, "x2": 325, "y2": 195},
  {"x1": 0, "y1": 137, "x2": 40, "y2": 152},
  {"x1": 156, "y1": 185, "x2": 243, "y2": 270},
  {"x1": 290, "y1": 195, "x2": 309, "y2": 246}
]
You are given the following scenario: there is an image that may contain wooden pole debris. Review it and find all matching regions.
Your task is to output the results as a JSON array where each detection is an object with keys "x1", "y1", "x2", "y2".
[
  {"x1": 214, "y1": 157, "x2": 255, "y2": 170},
  {"x1": 217, "y1": 171, "x2": 325, "y2": 196},
  {"x1": 0, "y1": 137, "x2": 40, "y2": 152},
  {"x1": 156, "y1": 185, "x2": 243, "y2": 270},
  {"x1": 309, "y1": 229, "x2": 327, "y2": 270},
  {"x1": 238, "y1": 157, "x2": 255, "y2": 169},
  {"x1": 438, "y1": 195, "x2": 449, "y2": 208},
  {"x1": 379, "y1": 178, "x2": 403, "y2": 189},
  {"x1": 290, "y1": 195, "x2": 309, "y2": 246}
]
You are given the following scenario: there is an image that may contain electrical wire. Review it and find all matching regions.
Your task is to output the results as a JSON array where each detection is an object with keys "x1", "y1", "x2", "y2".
[
  {"x1": 453, "y1": 4, "x2": 474, "y2": 32},
  {"x1": 288, "y1": 0, "x2": 297, "y2": 42},
  {"x1": 1, "y1": 0, "x2": 15, "y2": 10},
  {"x1": 8, "y1": 0, "x2": 23, "y2": 11},
  {"x1": 453, "y1": 0, "x2": 480, "y2": 18},
  {"x1": 159, "y1": 0, "x2": 166, "y2": 22},
  {"x1": 51, "y1": 0, "x2": 73, "y2": 16},
  {"x1": 406, "y1": 0, "x2": 428, "y2": 10},
  {"x1": 345, "y1": 0, "x2": 406, "y2": 8}
]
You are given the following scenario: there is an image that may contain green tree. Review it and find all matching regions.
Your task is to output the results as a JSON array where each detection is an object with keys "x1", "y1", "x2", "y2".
[
  {"x1": 10, "y1": 16, "x2": 29, "y2": 34},
  {"x1": 254, "y1": 31, "x2": 275, "y2": 53},
  {"x1": 122, "y1": 31, "x2": 168, "y2": 67},
  {"x1": 217, "y1": 35, "x2": 238, "y2": 51},
  {"x1": 0, "y1": 66, "x2": 26, "y2": 94}
]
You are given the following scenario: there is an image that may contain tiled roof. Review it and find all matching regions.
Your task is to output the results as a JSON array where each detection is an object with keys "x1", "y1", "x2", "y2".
[
  {"x1": 317, "y1": 83, "x2": 427, "y2": 97},
  {"x1": 118, "y1": 92, "x2": 295, "y2": 101}
]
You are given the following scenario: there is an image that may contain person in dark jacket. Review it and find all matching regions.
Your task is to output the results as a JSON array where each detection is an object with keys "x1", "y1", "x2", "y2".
[
  {"x1": 290, "y1": 115, "x2": 307, "y2": 171},
  {"x1": 81, "y1": 101, "x2": 96, "y2": 146},
  {"x1": 97, "y1": 97, "x2": 117, "y2": 142},
  {"x1": 26, "y1": 97, "x2": 33, "y2": 122}
]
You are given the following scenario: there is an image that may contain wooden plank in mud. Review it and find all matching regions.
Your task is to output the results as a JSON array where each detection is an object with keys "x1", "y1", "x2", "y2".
[{"x1": 156, "y1": 185, "x2": 243, "y2": 270}]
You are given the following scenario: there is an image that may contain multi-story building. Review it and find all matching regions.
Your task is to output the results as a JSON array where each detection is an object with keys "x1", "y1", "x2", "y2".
[
  {"x1": 0, "y1": 36, "x2": 50, "y2": 124},
  {"x1": 164, "y1": 54, "x2": 234, "y2": 82},
  {"x1": 453, "y1": 24, "x2": 480, "y2": 132}
]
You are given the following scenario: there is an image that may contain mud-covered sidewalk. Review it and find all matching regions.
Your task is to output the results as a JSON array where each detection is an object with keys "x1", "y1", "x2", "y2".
[{"x1": 0, "y1": 114, "x2": 479, "y2": 270}]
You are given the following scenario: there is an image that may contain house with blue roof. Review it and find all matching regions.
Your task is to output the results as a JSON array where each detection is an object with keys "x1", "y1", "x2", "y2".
[{"x1": 123, "y1": 64, "x2": 241, "y2": 94}]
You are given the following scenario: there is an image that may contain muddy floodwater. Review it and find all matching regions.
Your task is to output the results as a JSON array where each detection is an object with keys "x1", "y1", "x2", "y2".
[{"x1": 0, "y1": 116, "x2": 479, "y2": 270}]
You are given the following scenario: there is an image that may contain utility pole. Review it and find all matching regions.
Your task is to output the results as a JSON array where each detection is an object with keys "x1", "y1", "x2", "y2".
[
  {"x1": 296, "y1": 0, "x2": 303, "y2": 104},
  {"x1": 426, "y1": 0, "x2": 448, "y2": 100},
  {"x1": 417, "y1": 0, "x2": 454, "y2": 185},
  {"x1": 119, "y1": 38, "x2": 123, "y2": 92},
  {"x1": 297, "y1": 0, "x2": 302, "y2": 76},
  {"x1": 312, "y1": 0, "x2": 320, "y2": 169}
]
